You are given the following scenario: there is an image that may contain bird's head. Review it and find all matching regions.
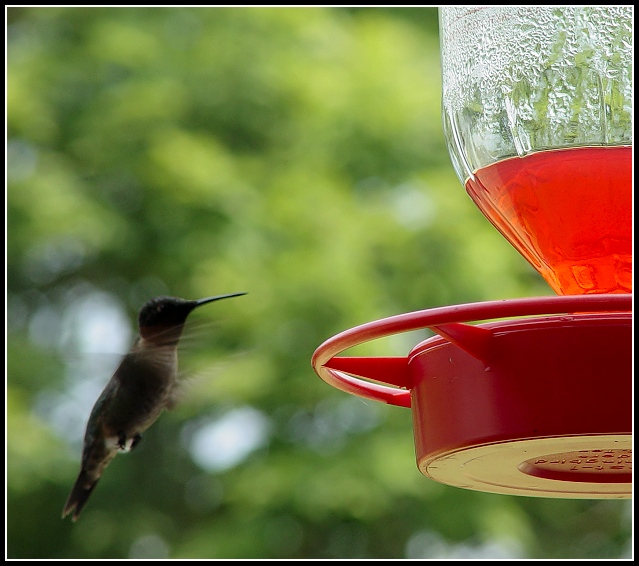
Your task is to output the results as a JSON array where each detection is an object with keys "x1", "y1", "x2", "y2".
[{"x1": 138, "y1": 293, "x2": 246, "y2": 344}]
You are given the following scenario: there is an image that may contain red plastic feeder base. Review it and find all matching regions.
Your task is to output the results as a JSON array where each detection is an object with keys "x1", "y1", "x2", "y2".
[{"x1": 311, "y1": 295, "x2": 632, "y2": 499}]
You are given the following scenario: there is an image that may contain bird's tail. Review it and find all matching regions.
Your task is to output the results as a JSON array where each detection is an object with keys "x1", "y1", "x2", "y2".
[{"x1": 62, "y1": 469, "x2": 99, "y2": 522}]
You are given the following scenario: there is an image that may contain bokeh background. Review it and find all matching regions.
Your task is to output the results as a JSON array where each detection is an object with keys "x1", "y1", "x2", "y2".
[{"x1": 6, "y1": 7, "x2": 632, "y2": 559}]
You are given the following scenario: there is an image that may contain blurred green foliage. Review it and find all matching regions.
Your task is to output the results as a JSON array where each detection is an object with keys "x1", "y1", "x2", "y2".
[{"x1": 6, "y1": 7, "x2": 630, "y2": 559}]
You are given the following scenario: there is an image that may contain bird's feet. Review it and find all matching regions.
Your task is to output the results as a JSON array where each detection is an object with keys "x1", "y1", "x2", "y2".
[{"x1": 116, "y1": 432, "x2": 143, "y2": 452}]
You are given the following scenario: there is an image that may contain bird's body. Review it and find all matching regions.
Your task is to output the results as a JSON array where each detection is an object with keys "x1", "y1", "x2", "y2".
[{"x1": 62, "y1": 293, "x2": 246, "y2": 522}]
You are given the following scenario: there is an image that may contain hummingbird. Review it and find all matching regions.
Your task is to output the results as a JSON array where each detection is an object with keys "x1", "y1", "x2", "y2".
[{"x1": 62, "y1": 292, "x2": 246, "y2": 522}]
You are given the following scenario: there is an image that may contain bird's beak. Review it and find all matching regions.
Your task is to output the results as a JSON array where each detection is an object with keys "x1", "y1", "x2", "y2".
[{"x1": 194, "y1": 292, "x2": 247, "y2": 308}]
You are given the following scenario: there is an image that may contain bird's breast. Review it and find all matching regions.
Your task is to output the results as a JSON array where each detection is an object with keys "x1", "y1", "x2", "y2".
[{"x1": 103, "y1": 346, "x2": 178, "y2": 434}]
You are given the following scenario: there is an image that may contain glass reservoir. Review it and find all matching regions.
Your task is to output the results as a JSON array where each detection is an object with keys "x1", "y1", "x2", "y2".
[{"x1": 439, "y1": 7, "x2": 632, "y2": 295}]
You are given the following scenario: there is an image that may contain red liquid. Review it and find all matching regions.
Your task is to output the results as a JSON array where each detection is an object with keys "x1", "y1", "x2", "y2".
[{"x1": 465, "y1": 147, "x2": 631, "y2": 295}]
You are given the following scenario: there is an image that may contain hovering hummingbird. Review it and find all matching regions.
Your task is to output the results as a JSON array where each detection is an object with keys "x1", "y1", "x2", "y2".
[{"x1": 62, "y1": 292, "x2": 247, "y2": 522}]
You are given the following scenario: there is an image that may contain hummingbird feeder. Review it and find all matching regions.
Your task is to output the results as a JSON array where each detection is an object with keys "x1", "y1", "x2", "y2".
[{"x1": 311, "y1": 7, "x2": 632, "y2": 499}]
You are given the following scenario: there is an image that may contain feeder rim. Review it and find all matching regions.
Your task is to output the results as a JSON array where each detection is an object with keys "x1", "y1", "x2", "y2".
[{"x1": 311, "y1": 294, "x2": 632, "y2": 408}]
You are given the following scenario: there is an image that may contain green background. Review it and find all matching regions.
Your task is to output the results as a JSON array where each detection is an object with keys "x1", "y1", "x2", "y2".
[{"x1": 6, "y1": 7, "x2": 631, "y2": 559}]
